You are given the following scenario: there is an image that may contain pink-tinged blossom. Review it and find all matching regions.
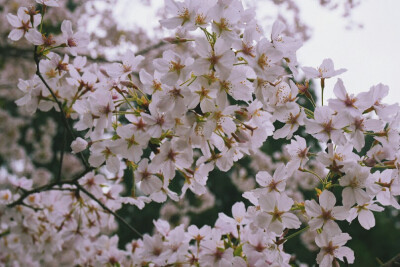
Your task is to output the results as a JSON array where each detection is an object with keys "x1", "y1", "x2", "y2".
[
  {"x1": 271, "y1": 20, "x2": 302, "y2": 77},
  {"x1": 140, "y1": 103, "x2": 174, "y2": 138},
  {"x1": 5, "y1": 0, "x2": 400, "y2": 265},
  {"x1": 273, "y1": 104, "x2": 305, "y2": 139},
  {"x1": 79, "y1": 172, "x2": 107, "y2": 198},
  {"x1": 199, "y1": 239, "x2": 234, "y2": 267},
  {"x1": 285, "y1": 136, "x2": 310, "y2": 175},
  {"x1": 25, "y1": 29, "x2": 57, "y2": 47},
  {"x1": 89, "y1": 90, "x2": 115, "y2": 134},
  {"x1": 218, "y1": 66, "x2": 254, "y2": 102},
  {"x1": 60, "y1": 20, "x2": 89, "y2": 56},
  {"x1": 139, "y1": 69, "x2": 163, "y2": 94},
  {"x1": 39, "y1": 53, "x2": 70, "y2": 81},
  {"x1": 374, "y1": 112, "x2": 400, "y2": 150},
  {"x1": 193, "y1": 37, "x2": 236, "y2": 77},
  {"x1": 71, "y1": 137, "x2": 88, "y2": 153},
  {"x1": 368, "y1": 169, "x2": 400, "y2": 209},
  {"x1": 153, "y1": 50, "x2": 193, "y2": 86},
  {"x1": 151, "y1": 141, "x2": 193, "y2": 180},
  {"x1": 188, "y1": 81, "x2": 217, "y2": 114},
  {"x1": 317, "y1": 143, "x2": 359, "y2": 174},
  {"x1": 209, "y1": 2, "x2": 242, "y2": 41},
  {"x1": 347, "y1": 201, "x2": 384, "y2": 230},
  {"x1": 218, "y1": 202, "x2": 249, "y2": 232},
  {"x1": 7, "y1": 7, "x2": 41, "y2": 41},
  {"x1": 180, "y1": 167, "x2": 208, "y2": 197},
  {"x1": 134, "y1": 159, "x2": 163, "y2": 195},
  {"x1": 339, "y1": 164, "x2": 370, "y2": 208},
  {"x1": 233, "y1": 23, "x2": 263, "y2": 61},
  {"x1": 315, "y1": 230, "x2": 354, "y2": 267},
  {"x1": 302, "y1": 58, "x2": 347, "y2": 79},
  {"x1": 36, "y1": 0, "x2": 60, "y2": 6},
  {"x1": 141, "y1": 234, "x2": 168, "y2": 265},
  {"x1": 328, "y1": 79, "x2": 369, "y2": 116},
  {"x1": 203, "y1": 101, "x2": 238, "y2": 136},
  {"x1": 88, "y1": 141, "x2": 120, "y2": 173},
  {"x1": 345, "y1": 115, "x2": 384, "y2": 152},
  {"x1": 268, "y1": 80, "x2": 299, "y2": 110},
  {"x1": 114, "y1": 124, "x2": 149, "y2": 163},
  {"x1": 271, "y1": 20, "x2": 302, "y2": 53},
  {"x1": 106, "y1": 50, "x2": 144, "y2": 78},
  {"x1": 248, "y1": 38, "x2": 284, "y2": 82},
  {"x1": 242, "y1": 229, "x2": 276, "y2": 265},
  {"x1": 154, "y1": 85, "x2": 193, "y2": 116},
  {"x1": 0, "y1": 190, "x2": 13, "y2": 205},
  {"x1": 159, "y1": 0, "x2": 199, "y2": 31},
  {"x1": 357, "y1": 83, "x2": 400, "y2": 121},
  {"x1": 256, "y1": 193, "x2": 301, "y2": 235},
  {"x1": 366, "y1": 144, "x2": 395, "y2": 164},
  {"x1": 305, "y1": 106, "x2": 349, "y2": 144},
  {"x1": 101, "y1": 184, "x2": 124, "y2": 211},
  {"x1": 186, "y1": 224, "x2": 212, "y2": 244},
  {"x1": 15, "y1": 76, "x2": 48, "y2": 114},
  {"x1": 8, "y1": 176, "x2": 33, "y2": 191},
  {"x1": 305, "y1": 190, "x2": 348, "y2": 232},
  {"x1": 255, "y1": 164, "x2": 287, "y2": 195}
]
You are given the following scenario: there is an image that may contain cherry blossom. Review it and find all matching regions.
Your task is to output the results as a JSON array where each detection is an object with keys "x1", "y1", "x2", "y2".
[
  {"x1": 305, "y1": 190, "x2": 348, "y2": 232},
  {"x1": 256, "y1": 193, "x2": 301, "y2": 234},
  {"x1": 7, "y1": 7, "x2": 41, "y2": 41},
  {"x1": 302, "y1": 58, "x2": 347, "y2": 79},
  {"x1": 315, "y1": 230, "x2": 354, "y2": 267},
  {"x1": 60, "y1": 20, "x2": 89, "y2": 56},
  {"x1": 347, "y1": 200, "x2": 384, "y2": 230}
]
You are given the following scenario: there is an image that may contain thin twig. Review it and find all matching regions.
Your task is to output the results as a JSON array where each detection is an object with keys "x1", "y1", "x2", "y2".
[
  {"x1": 75, "y1": 182, "x2": 143, "y2": 238},
  {"x1": 34, "y1": 46, "x2": 89, "y2": 169},
  {"x1": 284, "y1": 225, "x2": 310, "y2": 241},
  {"x1": 56, "y1": 127, "x2": 66, "y2": 182},
  {"x1": 0, "y1": 229, "x2": 10, "y2": 238},
  {"x1": 136, "y1": 40, "x2": 166, "y2": 56},
  {"x1": 6, "y1": 167, "x2": 93, "y2": 208},
  {"x1": 1, "y1": 40, "x2": 166, "y2": 63},
  {"x1": 381, "y1": 253, "x2": 400, "y2": 267}
]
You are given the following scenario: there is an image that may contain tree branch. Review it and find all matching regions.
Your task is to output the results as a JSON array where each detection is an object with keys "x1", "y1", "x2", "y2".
[
  {"x1": 6, "y1": 166, "x2": 143, "y2": 238},
  {"x1": 56, "y1": 127, "x2": 67, "y2": 182},
  {"x1": 381, "y1": 253, "x2": 400, "y2": 267},
  {"x1": 74, "y1": 182, "x2": 143, "y2": 238},
  {"x1": 136, "y1": 40, "x2": 166, "y2": 56},
  {"x1": 34, "y1": 46, "x2": 90, "y2": 169},
  {"x1": 1, "y1": 40, "x2": 166, "y2": 64},
  {"x1": 6, "y1": 167, "x2": 93, "y2": 208}
]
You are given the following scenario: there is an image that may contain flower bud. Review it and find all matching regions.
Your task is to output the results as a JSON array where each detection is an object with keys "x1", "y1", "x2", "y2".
[{"x1": 71, "y1": 137, "x2": 88, "y2": 153}]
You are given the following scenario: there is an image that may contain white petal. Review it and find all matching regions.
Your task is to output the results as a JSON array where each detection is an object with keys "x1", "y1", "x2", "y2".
[
  {"x1": 335, "y1": 246, "x2": 354, "y2": 264},
  {"x1": 8, "y1": 29, "x2": 24, "y2": 41},
  {"x1": 319, "y1": 190, "x2": 336, "y2": 210},
  {"x1": 358, "y1": 209, "x2": 375, "y2": 230}
]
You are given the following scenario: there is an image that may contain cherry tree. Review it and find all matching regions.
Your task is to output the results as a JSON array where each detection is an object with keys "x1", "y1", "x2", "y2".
[{"x1": 0, "y1": 0, "x2": 399, "y2": 266}]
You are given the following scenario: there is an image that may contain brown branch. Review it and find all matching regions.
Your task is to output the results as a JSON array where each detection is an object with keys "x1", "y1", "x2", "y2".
[
  {"x1": 74, "y1": 182, "x2": 143, "y2": 238},
  {"x1": 6, "y1": 167, "x2": 93, "y2": 208},
  {"x1": 381, "y1": 253, "x2": 400, "y2": 267},
  {"x1": 136, "y1": 40, "x2": 166, "y2": 56},
  {"x1": 56, "y1": 127, "x2": 67, "y2": 182},
  {"x1": 6, "y1": 166, "x2": 143, "y2": 238},
  {"x1": 1, "y1": 40, "x2": 166, "y2": 64},
  {"x1": 34, "y1": 46, "x2": 90, "y2": 169}
]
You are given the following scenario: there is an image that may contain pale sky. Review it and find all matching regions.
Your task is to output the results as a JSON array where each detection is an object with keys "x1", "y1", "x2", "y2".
[
  {"x1": 298, "y1": 0, "x2": 400, "y2": 104},
  {"x1": 115, "y1": 0, "x2": 400, "y2": 104}
]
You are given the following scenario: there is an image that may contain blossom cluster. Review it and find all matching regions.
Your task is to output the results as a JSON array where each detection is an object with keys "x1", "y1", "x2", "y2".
[{"x1": 1, "y1": 0, "x2": 399, "y2": 266}]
